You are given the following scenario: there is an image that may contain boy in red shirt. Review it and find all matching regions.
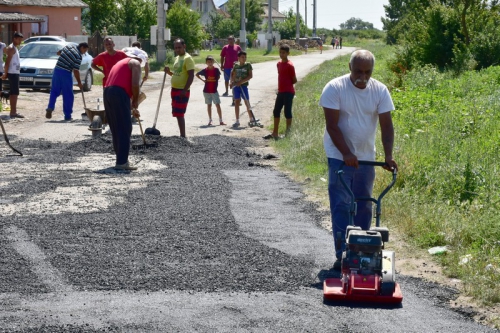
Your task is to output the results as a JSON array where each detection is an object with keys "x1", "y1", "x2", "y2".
[
  {"x1": 195, "y1": 56, "x2": 225, "y2": 126},
  {"x1": 265, "y1": 44, "x2": 297, "y2": 140}
]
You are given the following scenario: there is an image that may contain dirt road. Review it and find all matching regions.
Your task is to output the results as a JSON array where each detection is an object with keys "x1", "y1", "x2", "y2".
[{"x1": 0, "y1": 48, "x2": 496, "y2": 332}]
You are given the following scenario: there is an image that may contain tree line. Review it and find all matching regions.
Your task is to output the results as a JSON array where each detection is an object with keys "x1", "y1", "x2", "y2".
[{"x1": 383, "y1": 0, "x2": 500, "y2": 73}]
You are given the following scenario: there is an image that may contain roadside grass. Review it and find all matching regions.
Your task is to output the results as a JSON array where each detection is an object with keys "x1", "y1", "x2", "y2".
[{"x1": 271, "y1": 40, "x2": 500, "y2": 310}]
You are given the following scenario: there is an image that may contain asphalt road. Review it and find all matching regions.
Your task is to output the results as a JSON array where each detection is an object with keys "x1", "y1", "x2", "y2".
[{"x1": 0, "y1": 47, "x2": 497, "y2": 332}]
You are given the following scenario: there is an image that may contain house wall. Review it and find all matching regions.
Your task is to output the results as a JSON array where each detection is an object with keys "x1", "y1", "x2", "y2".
[
  {"x1": 1, "y1": 6, "x2": 82, "y2": 37},
  {"x1": 190, "y1": 0, "x2": 216, "y2": 26}
]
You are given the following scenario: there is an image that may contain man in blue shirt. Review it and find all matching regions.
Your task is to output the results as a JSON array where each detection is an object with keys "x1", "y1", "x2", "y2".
[{"x1": 45, "y1": 42, "x2": 89, "y2": 121}]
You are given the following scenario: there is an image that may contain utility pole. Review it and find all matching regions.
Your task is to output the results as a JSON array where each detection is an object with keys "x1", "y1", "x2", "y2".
[
  {"x1": 240, "y1": 0, "x2": 247, "y2": 51},
  {"x1": 305, "y1": 0, "x2": 307, "y2": 28},
  {"x1": 267, "y1": 0, "x2": 272, "y2": 52},
  {"x1": 312, "y1": 0, "x2": 317, "y2": 37},
  {"x1": 295, "y1": 0, "x2": 300, "y2": 43},
  {"x1": 156, "y1": 0, "x2": 166, "y2": 63}
]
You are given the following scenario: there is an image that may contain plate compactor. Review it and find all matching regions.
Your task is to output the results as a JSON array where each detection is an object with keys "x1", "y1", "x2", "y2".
[{"x1": 323, "y1": 161, "x2": 403, "y2": 304}]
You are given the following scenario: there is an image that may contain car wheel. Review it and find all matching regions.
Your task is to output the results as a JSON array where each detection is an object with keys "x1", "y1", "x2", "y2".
[{"x1": 83, "y1": 70, "x2": 93, "y2": 92}]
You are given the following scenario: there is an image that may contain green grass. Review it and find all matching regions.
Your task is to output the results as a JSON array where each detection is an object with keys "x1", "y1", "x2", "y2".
[{"x1": 270, "y1": 39, "x2": 500, "y2": 310}]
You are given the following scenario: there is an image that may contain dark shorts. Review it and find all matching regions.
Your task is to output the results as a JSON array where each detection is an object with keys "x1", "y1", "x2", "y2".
[
  {"x1": 8, "y1": 74, "x2": 20, "y2": 95},
  {"x1": 273, "y1": 92, "x2": 295, "y2": 119},
  {"x1": 171, "y1": 88, "x2": 190, "y2": 117},
  {"x1": 223, "y1": 68, "x2": 232, "y2": 82}
]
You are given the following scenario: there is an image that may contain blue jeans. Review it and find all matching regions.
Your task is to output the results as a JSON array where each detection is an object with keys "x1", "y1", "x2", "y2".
[
  {"x1": 48, "y1": 68, "x2": 74, "y2": 119},
  {"x1": 328, "y1": 158, "x2": 375, "y2": 259}
]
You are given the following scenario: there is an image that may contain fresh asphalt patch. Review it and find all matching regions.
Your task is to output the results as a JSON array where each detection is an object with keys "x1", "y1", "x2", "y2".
[{"x1": 0, "y1": 134, "x2": 497, "y2": 332}]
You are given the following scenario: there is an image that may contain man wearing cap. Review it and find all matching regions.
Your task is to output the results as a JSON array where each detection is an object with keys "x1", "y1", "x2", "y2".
[
  {"x1": 45, "y1": 42, "x2": 89, "y2": 120},
  {"x1": 2, "y1": 32, "x2": 24, "y2": 118},
  {"x1": 104, "y1": 48, "x2": 147, "y2": 170}
]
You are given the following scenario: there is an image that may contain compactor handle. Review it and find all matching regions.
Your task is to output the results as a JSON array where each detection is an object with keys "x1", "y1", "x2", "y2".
[{"x1": 336, "y1": 160, "x2": 397, "y2": 227}]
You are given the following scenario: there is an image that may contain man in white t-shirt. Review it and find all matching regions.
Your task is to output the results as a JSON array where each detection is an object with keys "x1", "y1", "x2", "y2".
[{"x1": 319, "y1": 49, "x2": 398, "y2": 270}]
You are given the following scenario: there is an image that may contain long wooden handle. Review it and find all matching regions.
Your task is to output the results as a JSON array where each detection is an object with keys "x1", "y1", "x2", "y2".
[
  {"x1": 81, "y1": 91, "x2": 87, "y2": 109},
  {"x1": 135, "y1": 114, "x2": 146, "y2": 144}
]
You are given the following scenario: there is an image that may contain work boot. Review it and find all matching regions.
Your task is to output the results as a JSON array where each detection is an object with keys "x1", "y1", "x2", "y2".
[
  {"x1": 114, "y1": 162, "x2": 138, "y2": 171},
  {"x1": 45, "y1": 108, "x2": 53, "y2": 119},
  {"x1": 333, "y1": 259, "x2": 341, "y2": 270}
]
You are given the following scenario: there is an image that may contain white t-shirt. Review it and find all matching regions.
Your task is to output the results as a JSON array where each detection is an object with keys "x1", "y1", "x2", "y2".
[{"x1": 319, "y1": 74, "x2": 394, "y2": 161}]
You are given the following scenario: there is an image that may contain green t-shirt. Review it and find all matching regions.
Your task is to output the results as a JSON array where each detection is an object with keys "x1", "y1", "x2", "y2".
[
  {"x1": 171, "y1": 53, "x2": 195, "y2": 89},
  {"x1": 232, "y1": 62, "x2": 252, "y2": 86}
]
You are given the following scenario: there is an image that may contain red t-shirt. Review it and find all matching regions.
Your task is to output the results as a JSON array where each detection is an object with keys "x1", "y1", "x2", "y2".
[
  {"x1": 106, "y1": 58, "x2": 132, "y2": 98},
  {"x1": 220, "y1": 44, "x2": 241, "y2": 69},
  {"x1": 197, "y1": 67, "x2": 221, "y2": 93},
  {"x1": 92, "y1": 50, "x2": 128, "y2": 86},
  {"x1": 277, "y1": 60, "x2": 296, "y2": 94}
]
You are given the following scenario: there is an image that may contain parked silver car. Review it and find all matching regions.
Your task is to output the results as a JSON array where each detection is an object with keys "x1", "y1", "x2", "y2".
[
  {"x1": 22, "y1": 35, "x2": 66, "y2": 44},
  {"x1": 17, "y1": 41, "x2": 93, "y2": 91}
]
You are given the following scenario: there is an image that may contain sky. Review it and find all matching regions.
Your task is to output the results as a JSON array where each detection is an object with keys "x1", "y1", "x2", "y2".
[{"x1": 278, "y1": 0, "x2": 390, "y2": 30}]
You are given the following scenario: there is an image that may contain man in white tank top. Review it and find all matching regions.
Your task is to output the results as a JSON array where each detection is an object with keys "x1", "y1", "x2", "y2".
[{"x1": 2, "y1": 32, "x2": 24, "y2": 118}]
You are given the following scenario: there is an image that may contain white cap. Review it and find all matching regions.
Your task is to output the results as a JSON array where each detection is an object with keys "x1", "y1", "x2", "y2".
[{"x1": 122, "y1": 47, "x2": 148, "y2": 67}]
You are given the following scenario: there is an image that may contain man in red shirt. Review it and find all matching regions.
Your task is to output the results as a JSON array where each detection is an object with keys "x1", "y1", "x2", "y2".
[
  {"x1": 220, "y1": 35, "x2": 241, "y2": 97},
  {"x1": 264, "y1": 44, "x2": 297, "y2": 140},
  {"x1": 92, "y1": 37, "x2": 128, "y2": 88},
  {"x1": 103, "y1": 48, "x2": 147, "y2": 171}
]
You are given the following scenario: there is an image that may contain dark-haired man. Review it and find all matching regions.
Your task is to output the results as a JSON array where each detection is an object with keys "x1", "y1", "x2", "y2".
[
  {"x1": 45, "y1": 42, "x2": 89, "y2": 121},
  {"x1": 163, "y1": 38, "x2": 195, "y2": 138},
  {"x1": 220, "y1": 35, "x2": 241, "y2": 97},
  {"x1": 2, "y1": 32, "x2": 24, "y2": 118}
]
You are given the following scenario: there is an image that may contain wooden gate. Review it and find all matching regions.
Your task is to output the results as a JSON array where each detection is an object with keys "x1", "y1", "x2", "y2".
[{"x1": 88, "y1": 31, "x2": 104, "y2": 57}]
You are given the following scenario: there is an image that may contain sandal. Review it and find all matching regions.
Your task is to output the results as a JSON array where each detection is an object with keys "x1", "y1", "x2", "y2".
[
  {"x1": 10, "y1": 113, "x2": 25, "y2": 118},
  {"x1": 263, "y1": 134, "x2": 276, "y2": 140}
]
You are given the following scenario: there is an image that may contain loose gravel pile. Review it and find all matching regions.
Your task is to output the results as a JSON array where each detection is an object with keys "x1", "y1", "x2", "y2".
[{"x1": 1, "y1": 134, "x2": 316, "y2": 294}]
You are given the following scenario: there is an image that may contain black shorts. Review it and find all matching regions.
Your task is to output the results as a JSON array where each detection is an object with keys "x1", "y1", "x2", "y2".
[
  {"x1": 273, "y1": 92, "x2": 295, "y2": 119},
  {"x1": 8, "y1": 74, "x2": 20, "y2": 95}
]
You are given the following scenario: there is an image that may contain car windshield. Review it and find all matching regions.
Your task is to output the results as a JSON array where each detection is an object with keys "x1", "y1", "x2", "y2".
[{"x1": 19, "y1": 43, "x2": 62, "y2": 59}]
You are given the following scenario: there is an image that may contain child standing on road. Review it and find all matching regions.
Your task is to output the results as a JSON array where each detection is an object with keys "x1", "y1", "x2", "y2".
[
  {"x1": 230, "y1": 51, "x2": 256, "y2": 128},
  {"x1": 264, "y1": 44, "x2": 297, "y2": 140},
  {"x1": 195, "y1": 56, "x2": 226, "y2": 126}
]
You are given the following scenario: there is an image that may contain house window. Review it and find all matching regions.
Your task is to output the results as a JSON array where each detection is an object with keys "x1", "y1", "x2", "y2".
[
  {"x1": 197, "y1": 0, "x2": 208, "y2": 13},
  {"x1": 31, "y1": 15, "x2": 48, "y2": 35}
]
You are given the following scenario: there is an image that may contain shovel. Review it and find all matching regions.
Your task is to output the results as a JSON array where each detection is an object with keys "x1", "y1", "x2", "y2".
[
  {"x1": 81, "y1": 90, "x2": 92, "y2": 121},
  {"x1": 144, "y1": 71, "x2": 166, "y2": 136},
  {"x1": 132, "y1": 114, "x2": 158, "y2": 150}
]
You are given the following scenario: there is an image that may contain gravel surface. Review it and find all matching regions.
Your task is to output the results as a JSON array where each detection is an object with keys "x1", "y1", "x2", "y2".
[{"x1": 1, "y1": 49, "x2": 498, "y2": 332}]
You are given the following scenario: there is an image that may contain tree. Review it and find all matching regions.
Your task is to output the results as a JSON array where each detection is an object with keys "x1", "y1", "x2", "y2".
[
  {"x1": 116, "y1": 0, "x2": 156, "y2": 39},
  {"x1": 273, "y1": 8, "x2": 308, "y2": 40},
  {"x1": 166, "y1": 0, "x2": 204, "y2": 52},
  {"x1": 206, "y1": 11, "x2": 239, "y2": 39},
  {"x1": 382, "y1": 0, "x2": 432, "y2": 44},
  {"x1": 225, "y1": 0, "x2": 264, "y2": 33},
  {"x1": 82, "y1": 0, "x2": 119, "y2": 35},
  {"x1": 339, "y1": 17, "x2": 374, "y2": 30}
]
